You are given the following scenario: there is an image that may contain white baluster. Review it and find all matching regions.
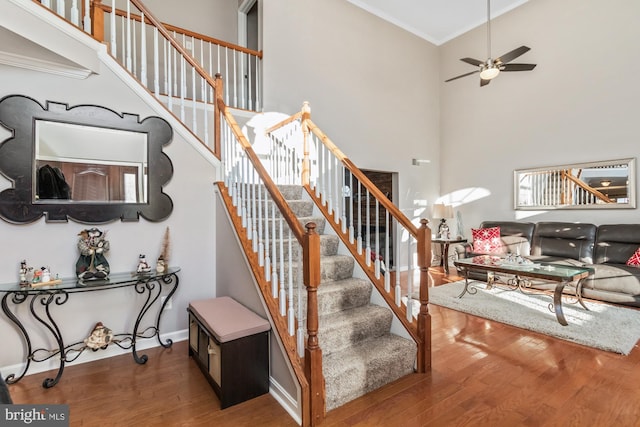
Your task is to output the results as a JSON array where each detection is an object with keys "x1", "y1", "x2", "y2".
[
  {"x1": 279, "y1": 218, "x2": 286, "y2": 316},
  {"x1": 248, "y1": 54, "x2": 253, "y2": 111},
  {"x1": 348, "y1": 172, "x2": 354, "y2": 243},
  {"x1": 140, "y1": 13, "x2": 147, "y2": 86},
  {"x1": 365, "y1": 189, "x2": 371, "y2": 266},
  {"x1": 83, "y1": 0, "x2": 91, "y2": 32},
  {"x1": 153, "y1": 28, "x2": 159, "y2": 98},
  {"x1": 357, "y1": 180, "x2": 363, "y2": 255},
  {"x1": 271, "y1": 197, "x2": 278, "y2": 298},
  {"x1": 406, "y1": 237, "x2": 414, "y2": 322},
  {"x1": 224, "y1": 47, "x2": 229, "y2": 105},
  {"x1": 126, "y1": 2, "x2": 132, "y2": 71},
  {"x1": 375, "y1": 199, "x2": 380, "y2": 279},
  {"x1": 110, "y1": 0, "x2": 116, "y2": 56},
  {"x1": 287, "y1": 228, "x2": 295, "y2": 336},
  {"x1": 70, "y1": 0, "x2": 79, "y2": 26},
  {"x1": 384, "y1": 209, "x2": 390, "y2": 292},
  {"x1": 57, "y1": 0, "x2": 65, "y2": 17}
]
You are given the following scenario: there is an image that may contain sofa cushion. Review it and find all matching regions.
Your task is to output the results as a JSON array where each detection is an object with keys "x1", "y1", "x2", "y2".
[
  {"x1": 627, "y1": 248, "x2": 640, "y2": 267},
  {"x1": 531, "y1": 222, "x2": 597, "y2": 263},
  {"x1": 595, "y1": 224, "x2": 640, "y2": 265},
  {"x1": 472, "y1": 226, "x2": 503, "y2": 254},
  {"x1": 581, "y1": 263, "x2": 640, "y2": 297}
]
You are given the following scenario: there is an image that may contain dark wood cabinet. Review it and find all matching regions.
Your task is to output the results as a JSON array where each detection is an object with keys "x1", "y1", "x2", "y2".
[{"x1": 188, "y1": 307, "x2": 269, "y2": 409}]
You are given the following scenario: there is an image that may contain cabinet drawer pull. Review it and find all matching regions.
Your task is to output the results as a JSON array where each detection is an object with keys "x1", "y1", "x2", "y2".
[{"x1": 208, "y1": 345, "x2": 217, "y2": 355}]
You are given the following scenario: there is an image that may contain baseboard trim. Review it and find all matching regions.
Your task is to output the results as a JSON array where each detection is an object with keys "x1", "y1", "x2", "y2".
[
  {"x1": 269, "y1": 377, "x2": 301, "y2": 425},
  {"x1": 0, "y1": 329, "x2": 188, "y2": 380}
]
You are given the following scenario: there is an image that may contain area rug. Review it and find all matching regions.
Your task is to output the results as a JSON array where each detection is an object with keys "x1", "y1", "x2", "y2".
[{"x1": 405, "y1": 280, "x2": 640, "y2": 355}]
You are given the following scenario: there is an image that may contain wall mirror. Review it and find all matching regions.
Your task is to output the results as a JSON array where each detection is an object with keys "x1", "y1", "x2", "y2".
[
  {"x1": 514, "y1": 158, "x2": 636, "y2": 210},
  {"x1": 0, "y1": 94, "x2": 174, "y2": 223}
]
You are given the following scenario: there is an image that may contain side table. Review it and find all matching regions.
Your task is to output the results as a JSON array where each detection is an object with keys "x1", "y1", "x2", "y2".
[{"x1": 432, "y1": 238, "x2": 467, "y2": 274}]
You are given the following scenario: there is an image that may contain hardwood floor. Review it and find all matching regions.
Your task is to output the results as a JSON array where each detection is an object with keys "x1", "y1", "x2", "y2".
[{"x1": 8, "y1": 267, "x2": 640, "y2": 426}]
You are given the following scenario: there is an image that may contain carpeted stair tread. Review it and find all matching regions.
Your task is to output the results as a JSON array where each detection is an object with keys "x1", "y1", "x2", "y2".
[
  {"x1": 280, "y1": 254, "x2": 355, "y2": 284},
  {"x1": 261, "y1": 199, "x2": 314, "y2": 218},
  {"x1": 266, "y1": 234, "x2": 339, "y2": 259},
  {"x1": 318, "y1": 304, "x2": 392, "y2": 355},
  {"x1": 297, "y1": 278, "x2": 373, "y2": 317},
  {"x1": 323, "y1": 334, "x2": 416, "y2": 411}
]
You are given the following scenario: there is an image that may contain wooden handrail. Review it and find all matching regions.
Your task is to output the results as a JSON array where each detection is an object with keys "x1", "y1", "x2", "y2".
[
  {"x1": 264, "y1": 111, "x2": 303, "y2": 135},
  {"x1": 305, "y1": 119, "x2": 419, "y2": 237},
  {"x1": 92, "y1": 0, "x2": 262, "y2": 57}
]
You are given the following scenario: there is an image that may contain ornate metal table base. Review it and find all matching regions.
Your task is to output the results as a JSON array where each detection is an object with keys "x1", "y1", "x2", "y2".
[
  {"x1": 1, "y1": 269, "x2": 179, "y2": 388},
  {"x1": 458, "y1": 269, "x2": 588, "y2": 326}
]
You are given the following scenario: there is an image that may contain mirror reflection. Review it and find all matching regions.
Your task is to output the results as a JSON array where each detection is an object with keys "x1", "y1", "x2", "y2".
[
  {"x1": 514, "y1": 158, "x2": 636, "y2": 210},
  {"x1": 34, "y1": 120, "x2": 148, "y2": 203}
]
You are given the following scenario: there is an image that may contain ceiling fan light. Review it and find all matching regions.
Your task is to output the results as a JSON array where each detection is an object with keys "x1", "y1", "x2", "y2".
[{"x1": 480, "y1": 67, "x2": 500, "y2": 80}]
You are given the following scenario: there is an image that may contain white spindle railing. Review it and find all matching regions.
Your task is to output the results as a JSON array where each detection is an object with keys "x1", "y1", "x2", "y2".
[
  {"x1": 264, "y1": 108, "x2": 428, "y2": 329},
  {"x1": 221, "y1": 114, "x2": 306, "y2": 357},
  {"x1": 37, "y1": 0, "x2": 263, "y2": 155}
]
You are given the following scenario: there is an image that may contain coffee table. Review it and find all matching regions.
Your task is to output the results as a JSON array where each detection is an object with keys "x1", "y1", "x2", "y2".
[{"x1": 453, "y1": 256, "x2": 594, "y2": 326}]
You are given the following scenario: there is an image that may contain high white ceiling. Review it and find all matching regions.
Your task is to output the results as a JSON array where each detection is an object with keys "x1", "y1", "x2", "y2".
[{"x1": 346, "y1": 0, "x2": 529, "y2": 46}]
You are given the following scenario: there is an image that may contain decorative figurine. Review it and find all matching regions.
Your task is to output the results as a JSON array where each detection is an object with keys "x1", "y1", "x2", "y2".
[
  {"x1": 19, "y1": 260, "x2": 32, "y2": 287},
  {"x1": 41, "y1": 267, "x2": 51, "y2": 283},
  {"x1": 84, "y1": 322, "x2": 114, "y2": 350},
  {"x1": 156, "y1": 256, "x2": 166, "y2": 273},
  {"x1": 76, "y1": 228, "x2": 110, "y2": 280},
  {"x1": 136, "y1": 254, "x2": 152, "y2": 274}
]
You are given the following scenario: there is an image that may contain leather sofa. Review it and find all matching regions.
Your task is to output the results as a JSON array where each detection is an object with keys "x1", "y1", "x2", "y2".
[{"x1": 453, "y1": 221, "x2": 640, "y2": 307}]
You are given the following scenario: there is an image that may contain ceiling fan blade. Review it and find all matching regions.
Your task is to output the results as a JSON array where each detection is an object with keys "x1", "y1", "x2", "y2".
[
  {"x1": 495, "y1": 46, "x2": 531, "y2": 64},
  {"x1": 445, "y1": 70, "x2": 480, "y2": 82},
  {"x1": 480, "y1": 78, "x2": 491, "y2": 87},
  {"x1": 501, "y1": 63, "x2": 537, "y2": 71},
  {"x1": 460, "y1": 57, "x2": 484, "y2": 67}
]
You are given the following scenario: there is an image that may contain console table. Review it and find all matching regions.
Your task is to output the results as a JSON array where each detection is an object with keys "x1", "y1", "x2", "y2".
[{"x1": 0, "y1": 267, "x2": 180, "y2": 388}]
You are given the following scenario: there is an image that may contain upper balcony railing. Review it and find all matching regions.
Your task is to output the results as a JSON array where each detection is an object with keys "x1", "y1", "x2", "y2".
[{"x1": 34, "y1": 0, "x2": 263, "y2": 158}]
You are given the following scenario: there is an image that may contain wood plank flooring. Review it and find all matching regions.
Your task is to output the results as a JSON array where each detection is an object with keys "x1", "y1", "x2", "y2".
[{"x1": 7, "y1": 267, "x2": 640, "y2": 426}]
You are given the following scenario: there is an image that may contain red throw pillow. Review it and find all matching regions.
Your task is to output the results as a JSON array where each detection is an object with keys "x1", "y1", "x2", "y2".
[
  {"x1": 472, "y1": 226, "x2": 504, "y2": 254},
  {"x1": 626, "y1": 247, "x2": 640, "y2": 267}
]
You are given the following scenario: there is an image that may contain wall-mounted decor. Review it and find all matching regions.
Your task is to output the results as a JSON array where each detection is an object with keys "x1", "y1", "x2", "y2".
[
  {"x1": 514, "y1": 158, "x2": 636, "y2": 210},
  {"x1": 0, "y1": 94, "x2": 174, "y2": 223}
]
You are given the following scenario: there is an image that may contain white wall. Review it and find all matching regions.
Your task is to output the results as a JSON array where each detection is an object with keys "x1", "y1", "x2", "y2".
[
  {"x1": 142, "y1": 0, "x2": 239, "y2": 43},
  {"x1": 0, "y1": 60, "x2": 218, "y2": 367},
  {"x1": 261, "y1": 0, "x2": 441, "y2": 226},
  {"x1": 440, "y1": 0, "x2": 640, "y2": 231}
]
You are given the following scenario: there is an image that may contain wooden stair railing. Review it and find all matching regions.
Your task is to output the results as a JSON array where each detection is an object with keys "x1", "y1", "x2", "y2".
[
  {"x1": 33, "y1": 0, "x2": 264, "y2": 158},
  {"x1": 215, "y1": 79, "x2": 324, "y2": 426},
  {"x1": 90, "y1": 0, "x2": 262, "y2": 112},
  {"x1": 266, "y1": 103, "x2": 433, "y2": 373}
]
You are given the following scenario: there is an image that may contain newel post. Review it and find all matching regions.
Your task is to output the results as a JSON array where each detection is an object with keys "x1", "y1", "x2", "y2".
[
  {"x1": 214, "y1": 73, "x2": 223, "y2": 157},
  {"x1": 303, "y1": 222, "x2": 326, "y2": 425},
  {"x1": 301, "y1": 102, "x2": 311, "y2": 187},
  {"x1": 91, "y1": 0, "x2": 105, "y2": 42},
  {"x1": 416, "y1": 218, "x2": 432, "y2": 372}
]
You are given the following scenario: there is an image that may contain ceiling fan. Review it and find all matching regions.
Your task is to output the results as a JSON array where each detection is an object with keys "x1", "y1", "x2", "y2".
[{"x1": 445, "y1": 0, "x2": 536, "y2": 87}]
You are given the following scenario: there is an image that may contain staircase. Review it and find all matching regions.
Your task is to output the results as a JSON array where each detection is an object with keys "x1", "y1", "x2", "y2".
[{"x1": 277, "y1": 185, "x2": 416, "y2": 410}]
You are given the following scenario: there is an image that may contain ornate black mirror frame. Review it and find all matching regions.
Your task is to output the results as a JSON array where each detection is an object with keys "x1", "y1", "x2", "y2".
[{"x1": 0, "y1": 94, "x2": 174, "y2": 223}]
